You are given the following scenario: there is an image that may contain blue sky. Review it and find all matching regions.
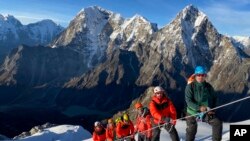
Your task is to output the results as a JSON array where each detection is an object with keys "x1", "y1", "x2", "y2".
[{"x1": 0, "y1": 0, "x2": 250, "y2": 36}]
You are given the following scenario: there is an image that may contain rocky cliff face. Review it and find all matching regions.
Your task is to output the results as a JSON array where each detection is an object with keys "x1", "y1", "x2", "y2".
[
  {"x1": 60, "y1": 5, "x2": 250, "y2": 126},
  {"x1": 0, "y1": 5, "x2": 249, "y2": 137},
  {"x1": 51, "y1": 6, "x2": 124, "y2": 68},
  {"x1": 0, "y1": 45, "x2": 86, "y2": 87}
]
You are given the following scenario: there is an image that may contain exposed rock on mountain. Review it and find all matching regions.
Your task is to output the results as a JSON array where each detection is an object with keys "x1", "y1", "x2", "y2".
[
  {"x1": 0, "y1": 45, "x2": 86, "y2": 86},
  {"x1": 0, "y1": 14, "x2": 64, "y2": 64},
  {"x1": 0, "y1": 5, "x2": 250, "y2": 138},
  {"x1": 51, "y1": 6, "x2": 124, "y2": 68}
]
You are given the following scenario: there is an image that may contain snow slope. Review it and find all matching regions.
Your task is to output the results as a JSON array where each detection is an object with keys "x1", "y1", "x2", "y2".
[
  {"x1": 8, "y1": 125, "x2": 91, "y2": 141},
  {"x1": 232, "y1": 36, "x2": 250, "y2": 48},
  {"x1": 4, "y1": 120, "x2": 249, "y2": 141}
]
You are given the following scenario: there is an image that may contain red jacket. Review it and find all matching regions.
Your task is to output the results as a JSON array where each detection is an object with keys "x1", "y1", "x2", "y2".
[
  {"x1": 149, "y1": 96, "x2": 177, "y2": 125},
  {"x1": 135, "y1": 114, "x2": 152, "y2": 138},
  {"x1": 116, "y1": 120, "x2": 134, "y2": 139},
  {"x1": 106, "y1": 125, "x2": 116, "y2": 141},
  {"x1": 93, "y1": 127, "x2": 106, "y2": 141}
]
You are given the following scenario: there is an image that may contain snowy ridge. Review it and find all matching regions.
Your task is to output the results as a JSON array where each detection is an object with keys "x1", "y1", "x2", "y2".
[
  {"x1": 9, "y1": 125, "x2": 91, "y2": 141},
  {"x1": 26, "y1": 19, "x2": 63, "y2": 43},
  {"x1": 77, "y1": 6, "x2": 115, "y2": 67},
  {"x1": 78, "y1": 6, "x2": 114, "y2": 17},
  {"x1": 0, "y1": 14, "x2": 21, "y2": 40},
  {"x1": 0, "y1": 14, "x2": 64, "y2": 46},
  {"x1": 109, "y1": 14, "x2": 157, "y2": 51},
  {"x1": 78, "y1": 6, "x2": 110, "y2": 35},
  {"x1": 231, "y1": 36, "x2": 250, "y2": 48},
  {"x1": 162, "y1": 5, "x2": 209, "y2": 46},
  {"x1": 51, "y1": 6, "x2": 157, "y2": 68},
  {"x1": 181, "y1": 5, "x2": 208, "y2": 41},
  {"x1": 194, "y1": 11, "x2": 206, "y2": 27},
  {"x1": 52, "y1": 6, "x2": 122, "y2": 68}
]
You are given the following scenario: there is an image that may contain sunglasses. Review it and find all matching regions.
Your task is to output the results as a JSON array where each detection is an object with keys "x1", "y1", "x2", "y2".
[
  {"x1": 155, "y1": 92, "x2": 163, "y2": 95},
  {"x1": 196, "y1": 74, "x2": 206, "y2": 77}
]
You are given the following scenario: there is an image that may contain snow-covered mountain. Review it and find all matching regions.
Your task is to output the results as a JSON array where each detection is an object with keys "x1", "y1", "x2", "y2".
[
  {"x1": 10, "y1": 125, "x2": 91, "y2": 141},
  {"x1": 108, "y1": 14, "x2": 157, "y2": 53},
  {"x1": 10, "y1": 120, "x2": 250, "y2": 141},
  {"x1": 25, "y1": 19, "x2": 64, "y2": 45},
  {"x1": 51, "y1": 6, "x2": 157, "y2": 68},
  {"x1": 60, "y1": 4, "x2": 250, "y2": 132},
  {"x1": 51, "y1": 6, "x2": 124, "y2": 68},
  {"x1": 0, "y1": 14, "x2": 64, "y2": 64},
  {"x1": 231, "y1": 36, "x2": 250, "y2": 48},
  {"x1": 0, "y1": 14, "x2": 64, "y2": 47},
  {"x1": 0, "y1": 5, "x2": 250, "y2": 138},
  {"x1": 230, "y1": 36, "x2": 250, "y2": 58}
]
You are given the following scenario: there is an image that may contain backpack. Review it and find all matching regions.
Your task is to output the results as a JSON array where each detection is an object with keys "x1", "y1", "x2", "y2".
[
  {"x1": 187, "y1": 73, "x2": 212, "y2": 93},
  {"x1": 187, "y1": 74, "x2": 196, "y2": 84}
]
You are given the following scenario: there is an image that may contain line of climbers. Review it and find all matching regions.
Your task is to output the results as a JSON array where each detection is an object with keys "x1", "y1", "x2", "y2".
[{"x1": 92, "y1": 66, "x2": 223, "y2": 141}]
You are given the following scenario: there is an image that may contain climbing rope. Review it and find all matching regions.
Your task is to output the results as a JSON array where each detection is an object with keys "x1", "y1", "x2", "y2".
[{"x1": 115, "y1": 95, "x2": 250, "y2": 141}]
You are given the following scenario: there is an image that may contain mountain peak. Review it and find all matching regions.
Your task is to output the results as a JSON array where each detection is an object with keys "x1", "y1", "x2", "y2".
[
  {"x1": 123, "y1": 14, "x2": 157, "y2": 32},
  {"x1": 78, "y1": 6, "x2": 114, "y2": 17},
  {"x1": 130, "y1": 14, "x2": 149, "y2": 23},
  {"x1": 180, "y1": 5, "x2": 206, "y2": 21},
  {"x1": 32, "y1": 19, "x2": 62, "y2": 27},
  {"x1": 2, "y1": 14, "x2": 22, "y2": 26},
  {"x1": 183, "y1": 4, "x2": 199, "y2": 12},
  {"x1": 166, "y1": 4, "x2": 209, "y2": 33}
]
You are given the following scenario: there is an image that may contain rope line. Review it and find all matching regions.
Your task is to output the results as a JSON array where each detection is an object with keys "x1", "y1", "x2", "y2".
[{"x1": 114, "y1": 95, "x2": 250, "y2": 141}]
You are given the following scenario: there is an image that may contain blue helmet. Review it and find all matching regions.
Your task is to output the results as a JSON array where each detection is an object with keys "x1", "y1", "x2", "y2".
[{"x1": 194, "y1": 66, "x2": 206, "y2": 74}]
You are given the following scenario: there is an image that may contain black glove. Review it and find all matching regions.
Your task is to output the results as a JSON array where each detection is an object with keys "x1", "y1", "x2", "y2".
[
  {"x1": 146, "y1": 137, "x2": 151, "y2": 141},
  {"x1": 164, "y1": 123, "x2": 174, "y2": 132},
  {"x1": 161, "y1": 117, "x2": 171, "y2": 123}
]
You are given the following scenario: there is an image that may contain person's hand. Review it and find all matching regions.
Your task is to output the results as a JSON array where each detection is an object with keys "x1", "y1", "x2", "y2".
[
  {"x1": 161, "y1": 117, "x2": 172, "y2": 123},
  {"x1": 207, "y1": 111, "x2": 215, "y2": 115},
  {"x1": 196, "y1": 112, "x2": 205, "y2": 121},
  {"x1": 199, "y1": 106, "x2": 207, "y2": 112}
]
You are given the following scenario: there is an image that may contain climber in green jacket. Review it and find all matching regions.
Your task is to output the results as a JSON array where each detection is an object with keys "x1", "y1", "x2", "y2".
[{"x1": 185, "y1": 66, "x2": 222, "y2": 141}]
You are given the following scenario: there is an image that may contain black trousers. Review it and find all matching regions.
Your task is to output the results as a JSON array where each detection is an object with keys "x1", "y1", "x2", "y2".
[
  {"x1": 151, "y1": 123, "x2": 180, "y2": 141},
  {"x1": 138, "y1": 133, "x2": 151, "y2": 141},
  {"x1": 118, "y1": 137, "x2": 135, "y2": 141},
  {"x1": 186, "y1": 114, "x2": 223, "y2": 141}
]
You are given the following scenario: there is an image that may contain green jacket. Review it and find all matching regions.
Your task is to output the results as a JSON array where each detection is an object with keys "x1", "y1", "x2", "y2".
[{"x1": 185, "y1": 81, "x2": 217, "y2": 115}]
